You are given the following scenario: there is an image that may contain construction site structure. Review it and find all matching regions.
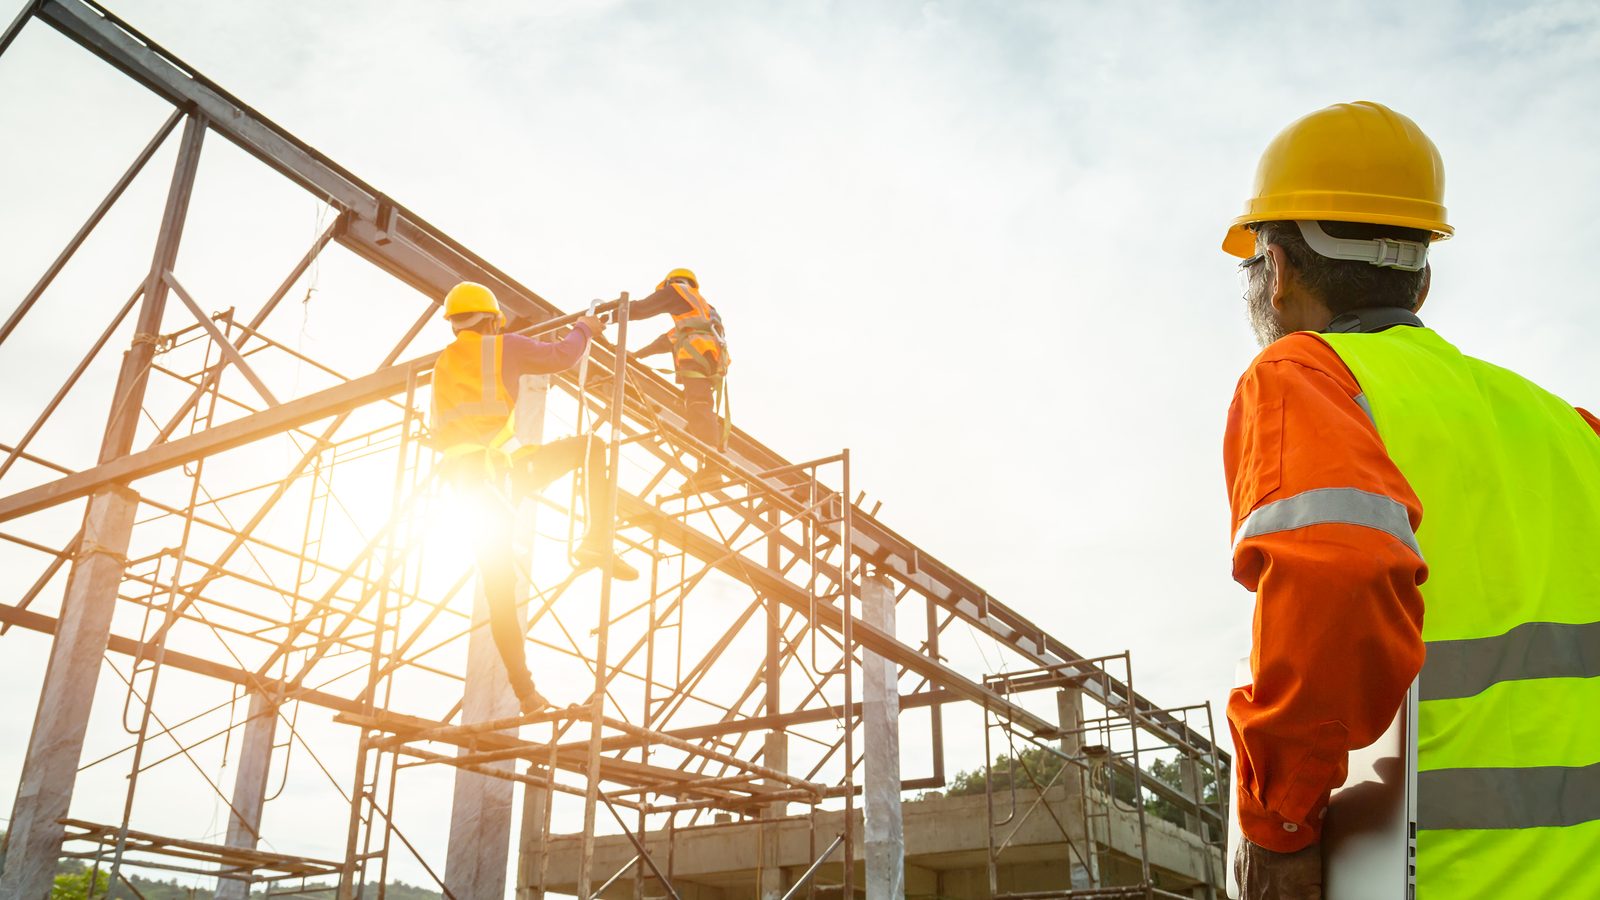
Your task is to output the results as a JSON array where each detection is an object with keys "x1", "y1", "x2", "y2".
[{"x1": 0, "y1": 2, "x2": 1228, "y2": 898}]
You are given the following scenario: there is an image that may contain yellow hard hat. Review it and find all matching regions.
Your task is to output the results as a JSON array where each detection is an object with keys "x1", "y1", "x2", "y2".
[
  {"x1": 1223, "y1": 101, "x2": 1452, "y2": 258},
  {"x1": 442, "y1": 281, "x2": 503, "y2": 325},
  {"x1": 664, "y1": 267, "x2": 698, "y2": 289}
]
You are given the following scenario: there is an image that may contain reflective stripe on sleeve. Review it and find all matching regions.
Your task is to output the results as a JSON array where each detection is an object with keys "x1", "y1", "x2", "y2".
[
  {"x1": 1234, "y1": 486, "x2": 1421, "y2": 557},
  {"x1": 1420, "y1": 620, "x2": 1600, "y2": 701},
  {"x1": 1352, "y1": 392, "x2": 1375, "y2": 424},
  {"x1": 1418, "y1": 762, "x2": 1600, "y2": 831}
]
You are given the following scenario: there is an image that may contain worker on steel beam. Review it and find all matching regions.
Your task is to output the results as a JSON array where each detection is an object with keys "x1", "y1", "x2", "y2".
[
  {"x1": 1223, "y1": 101, "x2": 1600, "y2": 898},
  {"x1": 631, "y1": 267, "x2": 731, "y2": 490},
  {"x1": 431, "y1": 281, "x2": 639, "y2": 714}
]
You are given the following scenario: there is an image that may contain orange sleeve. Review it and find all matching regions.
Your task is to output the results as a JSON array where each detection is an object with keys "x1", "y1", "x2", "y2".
[
  {"x1": 1223, "y1": 333, "x2": 1428, "y2": 852},
  {"x1": 1578, "y1": 407, "x2": 1600, "y2": 437}
]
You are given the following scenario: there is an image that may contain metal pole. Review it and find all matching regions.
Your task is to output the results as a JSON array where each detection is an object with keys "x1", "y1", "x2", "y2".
[
  {"x1": 108, "y1": 366, "x2": 220, "y2": 897},
  {"x1": 840, "y1": 449, "x2": 856, "y2": 899},
  {"x1": 340, "y1": 370, "x2": 423, "y2": 899},
  {"x1": 1202, "y1": 701, "x2": 1226, "y2": 899},
  {"x1": 0, "y1": 0, "x2": 38, "y2": 60},
  {"x1": 780, "y1": 832, "x2": 845, "y2": 900},
  {"x1": 1122, "y1": 653, "x2": 1153, "y2": 892},
  {"x1": 578, "y1": 293, "x2": 629, "y2": 897},
  {"x1": 0, "y1": 113, "x2": 205, "y2": 900},
  {"x1": 0, "y1": 284, "x2": 143, "y2": 482},
  {"x1": 985, "y1": 705, "x2": 1000, "y2": 897},
  {"x1": 150, "y1": 217, "x2": 341, "y2": 444},
  {"x1": 761, "y1": 500, "x2": 788, "y2": 900},
  {"x1": 635, "y1": 529, "x2": 661, "y2": 900},
  {"x1": 0, "y1": 109, "x2": 182, "y2": 348}
]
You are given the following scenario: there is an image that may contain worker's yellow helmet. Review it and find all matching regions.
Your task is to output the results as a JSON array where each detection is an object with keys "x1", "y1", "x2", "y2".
[
  {"x1": 1223, "y1": 101, "x2": 1452, "y2": 258},
  {"x1": 664, "y1": 267, "x2": 698, "y2": 289},
  {"x1": 442, "y1": 281, "x2": 503, "y2": 326}
]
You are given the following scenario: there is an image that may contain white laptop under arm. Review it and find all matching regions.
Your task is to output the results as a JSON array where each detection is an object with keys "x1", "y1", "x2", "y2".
[{"x1": 1226, "y1": 658, "x2": 1417, "y2": 899}]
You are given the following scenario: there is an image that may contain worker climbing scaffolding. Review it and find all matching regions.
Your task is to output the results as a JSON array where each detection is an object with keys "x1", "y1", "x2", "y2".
[
  {"x1": 632, "y1": 267, "x2": 732, "y2": 490},
  {"x1": 429, "y1": 281, "x2": 640, "y2": 715}
]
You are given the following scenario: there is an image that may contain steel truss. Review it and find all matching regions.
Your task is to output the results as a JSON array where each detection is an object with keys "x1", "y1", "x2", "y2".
[{"x1": 0, "y1": 2, "x2": 1228, "y2": 898}]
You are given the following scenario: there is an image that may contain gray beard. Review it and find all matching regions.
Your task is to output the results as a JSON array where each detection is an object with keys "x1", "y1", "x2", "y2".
[{"x1": 1245, "y1": 279, "x2": 1288, "y2": 348}]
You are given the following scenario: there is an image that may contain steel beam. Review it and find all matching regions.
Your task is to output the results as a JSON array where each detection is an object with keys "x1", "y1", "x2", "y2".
[
  {"x1": 20, "y1": 0, "x2": 1221, "y2": 765},
  {"x1": 0, "y1": 109, "x2": 180, "y2": 348},
  {"x1": 162, "y1": 272, "x2": 280, "y2": 407},
  {"x1": 622, "y1": 496, "x2": 1056, "y2": 735},
  {"x1": 0, "y1": 368, "x2": 1055, "y2": 736},
  {"x1": 0, "y1": 114, "x2": 205, "y2": 900},
  {"x1": 0, "y1": 353, "x2": 429, "y2": 523},
  {"x1": 0, "y1": 601, "x2": 764, "y2": 807}
]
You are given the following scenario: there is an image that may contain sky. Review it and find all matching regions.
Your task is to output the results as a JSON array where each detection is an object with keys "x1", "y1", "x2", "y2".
[{"x1": 2, "y1": 0, "x2": 1599, "y2": 893}]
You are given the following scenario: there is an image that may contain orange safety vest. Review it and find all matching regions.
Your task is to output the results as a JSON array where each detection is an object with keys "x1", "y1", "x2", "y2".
[
  {"x1": 429, "y1": 332, "x2": 514, "y2": 452},
  {"x1": 667, "y1": 283, "x2": 729, "y2": 380}
]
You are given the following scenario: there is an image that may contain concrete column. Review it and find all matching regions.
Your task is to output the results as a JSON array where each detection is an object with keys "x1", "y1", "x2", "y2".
[
  {"x1": 1, "y1": 116, "x2": 205, "y2": 900},
  {"x1": 516, "y1": 780, "x2": 550, "y2": 900},
  {"x1": 758, "y1": 730, "x2": 789, "y2": 900},
  {"x1": 1057, "y1": 684, "x2": 1094, "y2": 889},
  {"x1": 446, "y1": 374, "x2": 548, "y2": 900},
  {"x1": 1178, "y1": 755, "x2": 1203, "y2": 834},
  {"x1": 215, "y1": 691, "x2": 279, "y2": 899},
  {"x1": 1056, "y1": 685, "x2": 1084, "y2": 757},
  {"x1": 0, "y1": 487, "x2": 138, "y2": 897},
  {"x1": 861, "y1": 576, "x2": 904, "y2": 900}
]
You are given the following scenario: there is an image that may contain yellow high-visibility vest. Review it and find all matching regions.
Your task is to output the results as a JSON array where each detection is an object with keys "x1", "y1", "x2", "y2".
[{"x1": 1323, "y1": 324, "x2": 1600, "y2": 899}]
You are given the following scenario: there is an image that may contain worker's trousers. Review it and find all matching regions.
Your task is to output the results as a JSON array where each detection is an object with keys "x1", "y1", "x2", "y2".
[
  {"x1": 452, "y1": 436, "x2": 611, "y2": 703},
  {"x1": 682, "y1": 377, "x2": 721, "y2": 449}
]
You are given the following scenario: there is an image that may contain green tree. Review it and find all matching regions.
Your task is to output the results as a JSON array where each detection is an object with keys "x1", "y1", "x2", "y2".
[
  {"x1": 945, "y1": 744, "x2": 1068, "y2": 798},
  {"x1": 51, "y1": 868, "x2": 109, "y2": 900},
  {"x1": 941, "y1": 748, "x2": 1219, "y2": 829},
  {"x1": 1141, "y1": 757, "x2": 1219, "y2": 826}
]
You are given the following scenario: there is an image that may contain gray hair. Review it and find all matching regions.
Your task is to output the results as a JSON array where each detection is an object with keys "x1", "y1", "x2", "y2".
[{"x1": 1252, "y1": 220, "x2": 1430, "y2": 314}]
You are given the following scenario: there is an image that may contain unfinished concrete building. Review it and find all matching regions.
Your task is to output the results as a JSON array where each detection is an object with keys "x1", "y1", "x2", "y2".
[{"x1": 0, "y1": 2, "x2": 1227, "y2": 897}]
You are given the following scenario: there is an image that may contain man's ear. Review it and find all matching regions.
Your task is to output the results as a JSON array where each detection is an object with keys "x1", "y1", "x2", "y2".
[
  {"x1": 1265, "y1": 243, "x2": 1292, "y2": 313},
  {"x1": 1414, "y1": 263, "x2": 1431, "y2": 313}
]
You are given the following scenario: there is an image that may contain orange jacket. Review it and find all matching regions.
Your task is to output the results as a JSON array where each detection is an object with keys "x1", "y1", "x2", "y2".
[{"x1": 1223, "y1": 332, "x2": 1600, "y2": 852}]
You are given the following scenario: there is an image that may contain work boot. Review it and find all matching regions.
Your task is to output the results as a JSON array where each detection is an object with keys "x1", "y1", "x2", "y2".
[
  {"x1": 681, "y1": 465, "x2": 726, "y2": 493},
  {"x1": 573, "y1": 542, "x2": 640, "y2": 581}
]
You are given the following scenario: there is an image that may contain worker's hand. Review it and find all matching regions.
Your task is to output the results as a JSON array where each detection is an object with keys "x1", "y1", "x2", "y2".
[
  {"x1": 576, "y1": 314, "x2": 604, "y2": 337},
  {"x1": 1233, "y1": 839, "x2": 1321, "y2": 900}
]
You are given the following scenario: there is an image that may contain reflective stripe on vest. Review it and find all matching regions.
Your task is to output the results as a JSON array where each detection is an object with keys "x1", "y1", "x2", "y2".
[
  {"x1": 430, "y1": 332, "x2": 514, "y2": 450},
  {"x1": 668, "y1": 283, "x2": 728, "y2": 378},
  {"x1": 1321, "y1": 325, "x2": 1600, "y2": 898}
]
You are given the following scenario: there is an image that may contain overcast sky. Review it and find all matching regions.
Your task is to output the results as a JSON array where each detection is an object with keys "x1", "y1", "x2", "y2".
[{"x1": 3, "y1": 0, "x2": 1599, "y2": 893}]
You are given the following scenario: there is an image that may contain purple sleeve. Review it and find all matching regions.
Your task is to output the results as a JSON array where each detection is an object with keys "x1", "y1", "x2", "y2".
[
  {"x1": 630, "y1": 286, "x2": 689, "y2": 320},
  {"x1": 499, "y1": 323, "x2": 592, "y2": 394}
]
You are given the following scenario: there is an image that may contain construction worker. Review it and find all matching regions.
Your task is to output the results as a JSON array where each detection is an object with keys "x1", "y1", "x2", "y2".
[
  {"x1": 631, "y1": 267, "x2": 731, "y2": 488},
  {"x1": 431, "y1": 281, "x2": 639, "y2": 714},
  {"x1": 1224, "y1": 102, "x2": 1600, "y2": 899}
]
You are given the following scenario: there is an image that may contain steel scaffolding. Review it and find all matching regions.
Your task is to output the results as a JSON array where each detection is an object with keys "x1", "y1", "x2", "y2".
[{"x1": 0, "y1": 3, "x2": 1227, "y2": 898}]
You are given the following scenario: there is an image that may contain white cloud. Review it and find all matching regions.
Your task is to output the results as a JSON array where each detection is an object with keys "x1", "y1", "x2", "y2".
[{"x1": 2, "y1": 0, "x2": 1597, "y2": 892}]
